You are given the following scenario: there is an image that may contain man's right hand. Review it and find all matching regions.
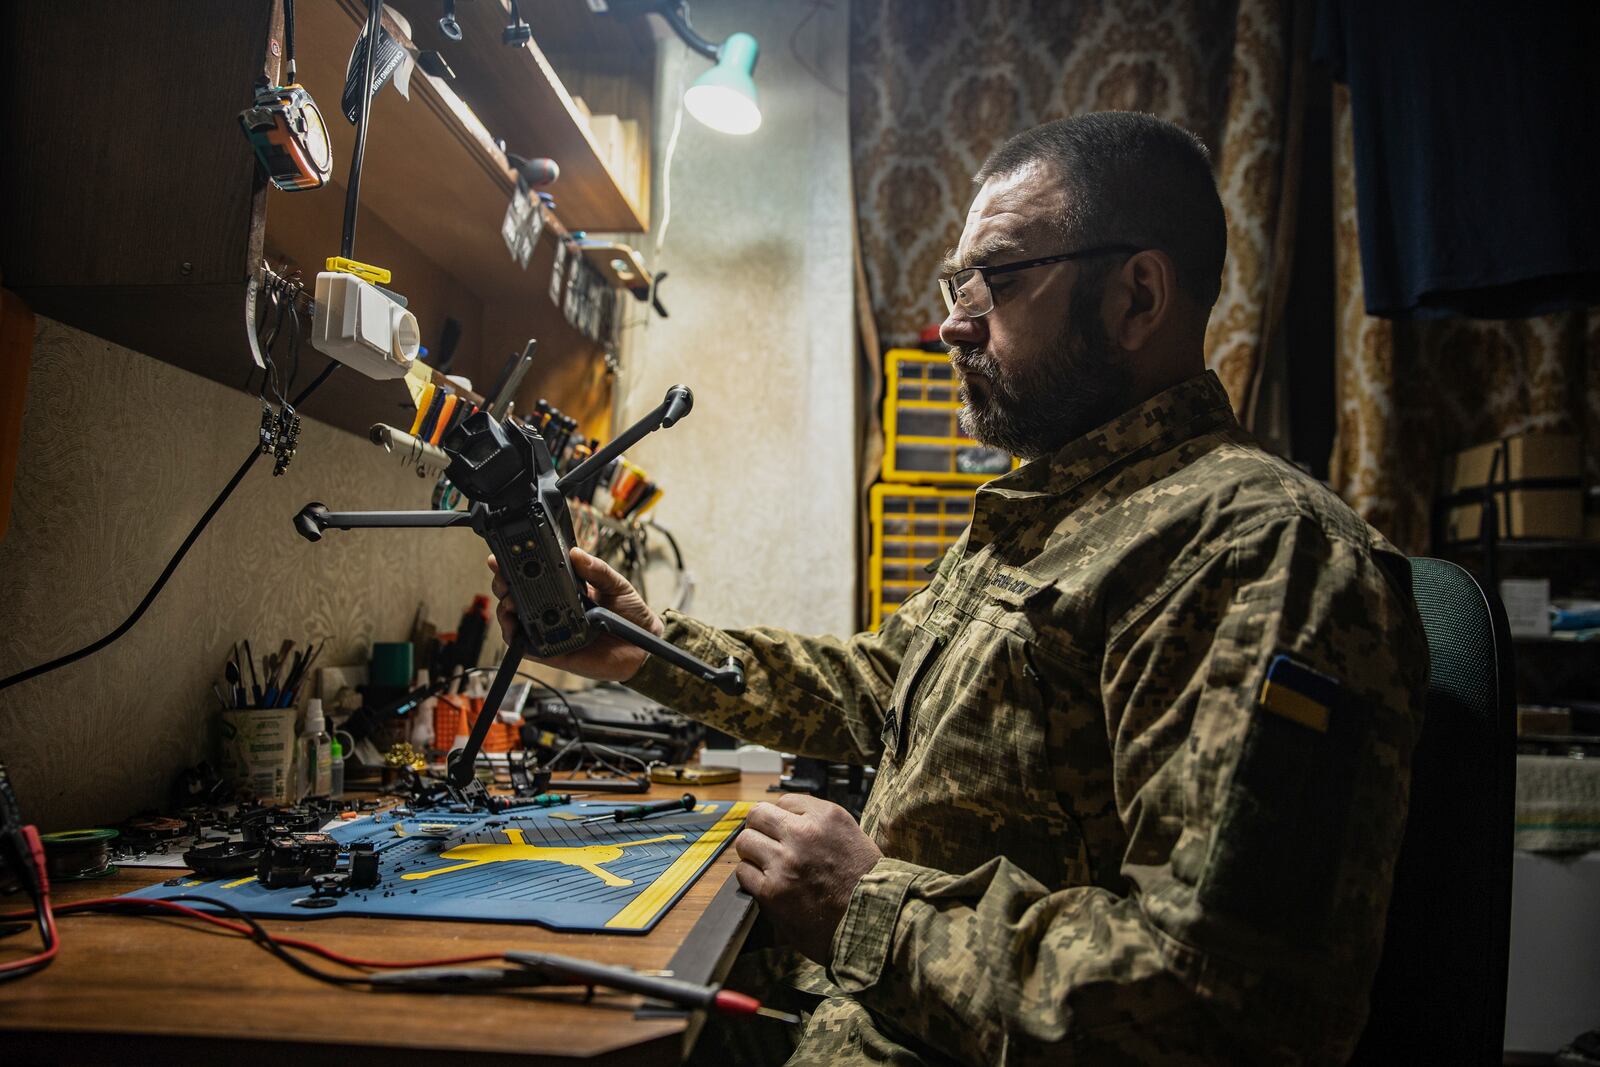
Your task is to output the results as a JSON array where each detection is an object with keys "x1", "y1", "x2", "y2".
[{"x1": 488, "y1": 546, "x2": 663, "y2": 684}]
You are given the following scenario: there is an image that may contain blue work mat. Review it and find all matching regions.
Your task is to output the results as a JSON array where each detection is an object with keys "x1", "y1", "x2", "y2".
[{"x1": 127, "y1": 799, "x2": 752, "y2": 933}]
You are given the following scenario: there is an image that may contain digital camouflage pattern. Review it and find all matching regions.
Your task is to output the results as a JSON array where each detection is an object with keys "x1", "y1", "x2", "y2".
[{"x1": 629, "y1": 371, "x2": 1428, "y2": 1066}]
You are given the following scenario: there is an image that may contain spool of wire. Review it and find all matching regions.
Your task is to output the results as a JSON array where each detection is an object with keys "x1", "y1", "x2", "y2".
[{"x1": 39, "y1": 828, "x2": 119, "y2": 880}]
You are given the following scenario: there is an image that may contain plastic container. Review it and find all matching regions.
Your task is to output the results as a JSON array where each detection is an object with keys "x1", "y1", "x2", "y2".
[
  {"x1": 881, "y1": 349, "x2": 1016, "y2": 484},
  {"x1": 329, "y1": 737, "x2": 345, "y2": 799},
  {"x1": 868, "y1": 483, "x2": 975, "y2": 629},
  {"x1": 302, "y1": 698, "x2": 333, "y2": 798}
]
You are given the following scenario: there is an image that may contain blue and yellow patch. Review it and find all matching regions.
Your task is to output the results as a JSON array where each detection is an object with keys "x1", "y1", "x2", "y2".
[{"x1": 1257, "y1": 654, "x2": 1340, "y2": 733}]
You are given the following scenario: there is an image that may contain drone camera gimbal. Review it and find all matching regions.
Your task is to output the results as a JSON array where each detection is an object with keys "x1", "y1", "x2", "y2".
[{"x1": 294, "y1": 383, "x2": 745, "y2": 795}]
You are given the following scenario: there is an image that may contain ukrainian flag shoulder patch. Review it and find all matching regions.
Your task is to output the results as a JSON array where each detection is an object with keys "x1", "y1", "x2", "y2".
[{"x1": 1257, "y1": 654, "x2": 1340, "y2": 733}]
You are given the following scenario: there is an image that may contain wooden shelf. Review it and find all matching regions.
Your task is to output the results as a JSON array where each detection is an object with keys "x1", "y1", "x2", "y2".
[
  {"x1": 1, "y1": 0, "x2": 635, "y2": 444},
  {"x1": 389, "y1": 0, "x2": 650, "y2": 232}
]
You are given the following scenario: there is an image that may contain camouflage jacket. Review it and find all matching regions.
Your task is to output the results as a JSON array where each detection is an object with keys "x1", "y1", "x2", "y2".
[{"x1": 628, "y1": 371, "x2": 1428, "y2": 1066}]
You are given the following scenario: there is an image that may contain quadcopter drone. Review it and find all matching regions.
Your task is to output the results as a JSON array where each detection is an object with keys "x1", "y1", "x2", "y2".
[{"x1": 293, "y1": 383, "x2": 745, "y2": 803}]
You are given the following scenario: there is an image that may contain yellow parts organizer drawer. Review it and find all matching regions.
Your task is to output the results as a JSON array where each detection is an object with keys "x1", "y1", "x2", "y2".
[
  {"x1": 882, "y1": 349, "x2": 1016, "y2": 484},
  {"x1": 868, "y1": 483, "x2": 974, "y2": 630}
]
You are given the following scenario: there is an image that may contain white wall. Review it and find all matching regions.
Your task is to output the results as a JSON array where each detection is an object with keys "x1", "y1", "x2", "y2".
[{"x1": 615, "y1": 0, "x2": 857, "y2": 637}]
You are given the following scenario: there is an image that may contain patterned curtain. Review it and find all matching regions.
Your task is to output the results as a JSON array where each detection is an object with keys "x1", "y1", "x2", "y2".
[
  {"x1": 849, "y1": 0, "x2": 1303, "y2": 427},
  {"x1": 1328, "y1": 85, "x2": 1600, "y2": 554}
]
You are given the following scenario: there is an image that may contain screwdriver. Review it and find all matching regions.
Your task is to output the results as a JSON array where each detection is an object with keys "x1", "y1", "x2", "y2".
[
  {"x1": 524, "y1": 792, "x2": 585, "y2": 807},
  {"x1": 582, "y1": 793, "x2": 696, "y2": 825}
]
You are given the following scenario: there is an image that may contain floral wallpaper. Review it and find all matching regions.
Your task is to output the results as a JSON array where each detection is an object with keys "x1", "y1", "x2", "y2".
[{"x1": 849, "y1": 0, "x2": 1299, "y2": 420}]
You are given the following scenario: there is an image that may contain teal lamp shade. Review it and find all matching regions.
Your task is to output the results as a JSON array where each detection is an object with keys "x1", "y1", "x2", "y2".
[{"x1": 684, "y1": 31, "x2": 761, "y2": 135}]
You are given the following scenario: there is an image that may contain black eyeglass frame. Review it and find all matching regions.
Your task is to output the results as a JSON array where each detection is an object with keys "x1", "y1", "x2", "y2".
[{"x1": 938, "y1": 244, "x2": 1142, "y2": 317}]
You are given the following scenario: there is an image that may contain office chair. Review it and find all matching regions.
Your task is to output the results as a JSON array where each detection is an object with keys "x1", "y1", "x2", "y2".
[{"x1": 1350, "y1": 557, "x2": 1516, "y2": 1065}]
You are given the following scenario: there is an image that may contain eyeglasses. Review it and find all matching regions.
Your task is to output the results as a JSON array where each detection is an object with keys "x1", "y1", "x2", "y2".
[{"x1": 937, "y1": 245, "x2": 1141, "y2": 318}]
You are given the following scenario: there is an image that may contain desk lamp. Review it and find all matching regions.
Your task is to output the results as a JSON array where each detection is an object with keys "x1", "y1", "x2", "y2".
[{"x1": 608, "y1": 1, "x2": 761, "y2": 135}]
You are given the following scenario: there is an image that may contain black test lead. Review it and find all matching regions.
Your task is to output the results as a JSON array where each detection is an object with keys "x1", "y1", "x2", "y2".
[{"x1": 581, "y1": 793, "x2": 696, "y2": 826}]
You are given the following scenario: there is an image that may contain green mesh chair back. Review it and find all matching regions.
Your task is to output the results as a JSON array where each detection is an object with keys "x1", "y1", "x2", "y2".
[{"x1": 1351, "y1": 557, "x2": 1516, "y2": 1065}]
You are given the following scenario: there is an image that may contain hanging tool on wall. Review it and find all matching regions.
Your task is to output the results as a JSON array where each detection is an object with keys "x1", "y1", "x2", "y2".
[
  {"x1": 502, "y1": 0, "x2": 533, "y2": 44},
  {"x1": 438, "y1": 0, "x2": 463, "y2": 40},
  {"x1": 238, "y1": 0, "x2": 334, "y2": 192},
  {"x1": 246, "y1": 262, "x2": 311, "y2": 476}
]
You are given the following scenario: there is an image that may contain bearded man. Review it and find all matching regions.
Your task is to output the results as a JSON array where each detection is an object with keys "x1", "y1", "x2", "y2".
[{"x1": 491, "y1": 112, "x2": 1427, "y2": 1065}]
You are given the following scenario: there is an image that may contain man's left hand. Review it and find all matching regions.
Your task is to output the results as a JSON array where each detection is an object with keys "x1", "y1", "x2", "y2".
[{"x1": 733, "y1": 794, "x2": 883, "y2": 966}]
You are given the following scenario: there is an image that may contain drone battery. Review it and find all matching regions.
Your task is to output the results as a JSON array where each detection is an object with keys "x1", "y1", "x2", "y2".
[{"x1": 486, "y1": 504, "x2": 588, "y2": 656}]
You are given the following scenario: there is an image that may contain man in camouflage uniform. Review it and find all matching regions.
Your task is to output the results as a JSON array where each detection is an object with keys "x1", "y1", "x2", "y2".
[{"x1": 491, "y1": 113, "x2": 1426, "y2": 1064}]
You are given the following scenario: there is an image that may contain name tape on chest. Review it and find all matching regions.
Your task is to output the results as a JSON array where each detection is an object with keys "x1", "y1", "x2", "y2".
[
  {"x1": 988, "y1": 570, "x2": 1044, "y2": 598},
  {"x1": 1256, "y1": 654, "x2": 1341, "y2": 733}
]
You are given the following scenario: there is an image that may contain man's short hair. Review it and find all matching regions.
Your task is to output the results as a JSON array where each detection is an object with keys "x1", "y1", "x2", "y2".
[{"x1": 975, "y1": 112, "x2": 1227, "y2": 310}]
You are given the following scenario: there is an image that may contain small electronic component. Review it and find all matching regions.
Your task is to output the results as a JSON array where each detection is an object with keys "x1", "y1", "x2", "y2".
[
  {"x1": 258, "y1": 832, "x2": 339, "y2": 889},
  {"x1": 349, "y1": 843, "x2": 380, "y2": 889}
]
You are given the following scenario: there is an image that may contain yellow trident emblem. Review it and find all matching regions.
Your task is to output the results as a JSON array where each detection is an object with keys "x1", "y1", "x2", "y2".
[{"x1": 400, "y1": 828, "x2": 688, "y2": 888}]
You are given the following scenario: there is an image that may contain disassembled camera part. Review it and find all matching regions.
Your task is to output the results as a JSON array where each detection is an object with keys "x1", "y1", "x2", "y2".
[
  {"x1": 312, "y1": 267, "x2": 420, "y2": 380},
  {"x1": 183, "y1": 840, "x2": 264, "y2": 878},
  {"x1": 258, "y1": 831, "x2": 340, "y2": 889}
]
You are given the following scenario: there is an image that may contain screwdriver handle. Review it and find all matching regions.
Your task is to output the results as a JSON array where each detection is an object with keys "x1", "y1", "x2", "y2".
[{"x1": 613, "y1": 793, "x2": 695, "y2": 822}]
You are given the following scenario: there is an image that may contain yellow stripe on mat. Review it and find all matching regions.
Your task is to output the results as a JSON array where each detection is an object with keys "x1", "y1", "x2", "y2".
[
  {"x1": 1259, "y1": 680, "x2": 1329, "y2": 733},
  {"x1": 222, "y1": 876, "x2": 257, "y2": 889},
  {"x1": 605, "y1": 802, "x2": 753, "y2": 930}
]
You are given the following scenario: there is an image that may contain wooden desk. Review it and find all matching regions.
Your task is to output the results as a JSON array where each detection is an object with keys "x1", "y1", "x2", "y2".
[{"x1": 0, "y1": 776, "x2": 778, "y2": 1065}]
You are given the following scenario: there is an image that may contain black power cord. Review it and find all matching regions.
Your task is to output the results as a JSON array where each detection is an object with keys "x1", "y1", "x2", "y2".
[
  {"x1": 166, "y1": 895, "x2": 370, "y2": 987},
  {"x1": 3, "y1": 0, "x2": 396, "y2": 694},
  {"x1": 0, "y1": 361, "x2": 338, "y2": 693},
  {"x1": 341, "y1": 0, "x2": 382, "y2": 259}
]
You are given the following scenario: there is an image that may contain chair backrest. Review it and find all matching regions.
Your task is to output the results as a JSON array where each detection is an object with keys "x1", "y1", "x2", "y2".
[{"x1": 1350, "y1": 557, "x2": 1517, "y2": 1065}]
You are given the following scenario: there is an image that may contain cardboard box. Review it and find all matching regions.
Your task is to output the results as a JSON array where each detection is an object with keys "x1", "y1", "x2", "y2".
[
  {"x1": 1500, "y1": 578, "x2": 1552, "y2": 637},
  {"x1": 1443, "y1": 433, "x2": 1583, "y2": 541}
]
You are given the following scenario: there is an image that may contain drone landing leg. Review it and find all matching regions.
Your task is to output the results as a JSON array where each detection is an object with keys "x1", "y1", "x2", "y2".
[
  {"x1": 584, "y1": 605, "x2": 746, "y2": 695},
  {"x1": 446, "y1": 630, "x2": 545, "y2": 791}
]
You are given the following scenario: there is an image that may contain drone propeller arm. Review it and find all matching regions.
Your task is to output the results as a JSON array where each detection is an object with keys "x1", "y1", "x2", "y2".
[
  {"x1": 294, "y1": 503, "x2": 474, "y2": 541},
  {"x1": 584, "y1": 605, "x2": 746, "y2": 696},
  {"x1": 555, "y1": 385, "x2": 692, "y2": 494}
]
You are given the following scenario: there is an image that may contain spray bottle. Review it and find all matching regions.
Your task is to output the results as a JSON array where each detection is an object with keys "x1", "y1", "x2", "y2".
[{"x1": 303, "y1": 698, "x2": 333, "y2": 798}]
